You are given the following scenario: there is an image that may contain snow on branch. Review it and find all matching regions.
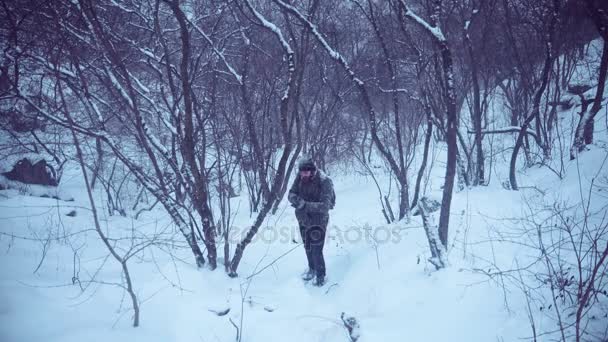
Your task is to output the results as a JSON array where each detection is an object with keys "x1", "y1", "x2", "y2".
[
  {"x1": 187, "y1": 17, "x2": 243, "y2": 85},
  {"x1": 399, "y1": 0, "x2": 446, "y2": 42},
  {"x1": 103, "y1": 64, "x2": 173, "y2": 160},
  {"x1": 272, "y1": 0, "x2": 402, "y2": 178},
  {"x1": 243, "y1": 1, "x2": 293, "y2": 58},
  {"x1": 244, "y1": 0, "x2": 295, "y2": 100},
  {"x1": 272, "y1": 0, "x2": 364, "y2": 86},
  {"x1": 103, "y1": 64, "x2": 134, "y2": 108},
  {"x1": 341, "y1": 312, "x2": 361, "y2": 342},
  {"x1": 127, "y1": 71, "x2": 150, "y2": 94},
  {"x1": 418, "y1": 197, "x2": 447, "y2": 270},
  {"x1": 30, "y1": 55, "x2": 77, "y2": 78}
]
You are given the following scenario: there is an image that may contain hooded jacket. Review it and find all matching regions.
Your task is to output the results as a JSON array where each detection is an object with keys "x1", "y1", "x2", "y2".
[{"x1": 288, "y1": 167, "x2": 335, "y2": 228}]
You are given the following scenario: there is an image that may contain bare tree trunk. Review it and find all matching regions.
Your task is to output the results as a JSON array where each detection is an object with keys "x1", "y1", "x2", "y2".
[
  {"x1": 463, "y1": 8, "x2": 485, "y2": 186},
  {"x1": 572, "y1": 40, "x2": 608, "y2": 154},
  {"x1": 228, "y1": 1, "x2": 296, "y2": 275},
  {"x1": 510, "y1": 0, "x2": 557, "y2": 190},
  {"x1": 395, "y1": 0, "x2": 458, "y2": 248},
  {"x1": 469, "y1": 58, "x2": 485, "y2": 186},
  {"x1": 271, "y1": 15, "x2": 311, "y2": 215},
  {"x1": 271, "y1": 148, "x2": 301, "y2": 214},
  {"x1": 89, "y1": 137, "x2": 103, "y2": 189},
  {"x1": 411, "y1": 112, "x2": 432, "y2": 210},
  {"x1": 456, "y1": 129, "x2": 472, "y2": 190},
  {"x1": 73, "y1": 131, "x2": 140, "y2": 327},
  {"x1": 229, "y1": 199, "x2": 274, "y2": 276},
  {"x1": 437, "y1": 40, "x2": 458, "y2": 248},
  {"x1": 363, "y1": 0, "x2": 409, "y2": 219},
  {"x1": 167, "y1": 0, "x2": 218, "y2": 269}
]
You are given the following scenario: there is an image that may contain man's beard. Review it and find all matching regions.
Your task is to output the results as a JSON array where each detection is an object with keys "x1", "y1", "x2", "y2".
[{"x1": 301, "y1": 174, "x2": 313, "y2": 182}]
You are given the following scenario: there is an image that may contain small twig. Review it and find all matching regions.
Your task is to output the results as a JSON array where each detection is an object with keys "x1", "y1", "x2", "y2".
[
  {"x1": 246, "y1": 243, "x2": 302, "y2": 280},
  {"x1": 229, "y1": 317, "x2": 240, "y2": 341}
]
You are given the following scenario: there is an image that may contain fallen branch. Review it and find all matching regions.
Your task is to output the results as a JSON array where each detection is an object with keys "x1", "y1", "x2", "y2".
[
  {"x1": 418, "y1": 197, "x2": 447, "y2": 270},
  {"x1": 468, "y1": 126, "x2": 539, "y2": 142},
  {"x1": 341, "y1": 312, "x2": 360, "y2": 342}
]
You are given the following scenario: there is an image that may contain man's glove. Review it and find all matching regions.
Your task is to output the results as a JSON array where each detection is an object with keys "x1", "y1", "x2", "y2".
[{"x1": 291, "y1": 195, "x2": 306, "y2": 210}]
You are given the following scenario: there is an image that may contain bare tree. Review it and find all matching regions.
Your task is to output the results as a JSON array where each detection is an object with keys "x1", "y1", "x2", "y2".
[
  {"x1": 571, "y1": 38, "x2": 607, "y2": 156},
  {"x1": 509, "y1": 0, "x2": 560, "y2": 190},
  {"x1": 398, "y1": 0, "x2": 459, "y2": 250}
]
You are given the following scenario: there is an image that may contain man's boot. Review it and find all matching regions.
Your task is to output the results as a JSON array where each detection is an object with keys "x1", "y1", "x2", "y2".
[
  {"x1": 313, "y1": 275, "x2": 325, "y2": 287},
  {"x1": 301, "y1": 268, "x2": 315, "y2": 281}
]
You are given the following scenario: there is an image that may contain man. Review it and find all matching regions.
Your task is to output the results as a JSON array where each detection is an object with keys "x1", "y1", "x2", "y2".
[{"x1": 288, "y1": 156, "x2": 335, "y2": 286}]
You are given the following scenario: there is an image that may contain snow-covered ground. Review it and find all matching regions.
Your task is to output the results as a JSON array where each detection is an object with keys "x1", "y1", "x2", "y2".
[
  {"x1": 1, "y1": 43, "x2": 608, "y2": 342},
  {"x1": 1, "y1": 143, "x2": 607, "y2": 341},
  {"x1": 0, "y1": 170, "x2": 515, "y2": 341}
]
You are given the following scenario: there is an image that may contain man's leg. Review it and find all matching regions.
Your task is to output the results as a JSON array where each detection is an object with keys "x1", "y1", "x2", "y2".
[
  {"x1": 309, "y1": 225, "x2": 326, "y2": 280},
  {"x1": 299, "y1": 225, "x2": 315, "y2": 272}
]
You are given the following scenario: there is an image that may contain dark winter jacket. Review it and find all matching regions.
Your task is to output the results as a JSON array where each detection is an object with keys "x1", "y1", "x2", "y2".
[{"x1": 288, "y1": 170, "x2": 335, "y2": 228}]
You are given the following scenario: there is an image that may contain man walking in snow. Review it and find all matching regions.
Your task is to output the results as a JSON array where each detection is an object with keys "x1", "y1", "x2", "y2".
[{"x1": 288, "y1": 156, "x2": 335, "y2": 287}]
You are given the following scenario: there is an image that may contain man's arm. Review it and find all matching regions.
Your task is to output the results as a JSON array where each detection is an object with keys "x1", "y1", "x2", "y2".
[
  {"x1": 304, "y1": 178, "x2": 334, "y2": 213},
  {"x1": 287, "y1": 176, "x2": 301, "y2": 206}
]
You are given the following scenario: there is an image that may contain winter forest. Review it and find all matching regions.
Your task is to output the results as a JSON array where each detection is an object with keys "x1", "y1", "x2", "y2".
[{"x1": 1, "y1": 0, "x2": 607, "y2": 341}]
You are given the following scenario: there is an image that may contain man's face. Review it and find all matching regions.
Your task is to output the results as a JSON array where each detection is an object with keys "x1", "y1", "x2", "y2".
[{"x1": 300, "y1": 170, "x2": 312, "y2": 179}]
